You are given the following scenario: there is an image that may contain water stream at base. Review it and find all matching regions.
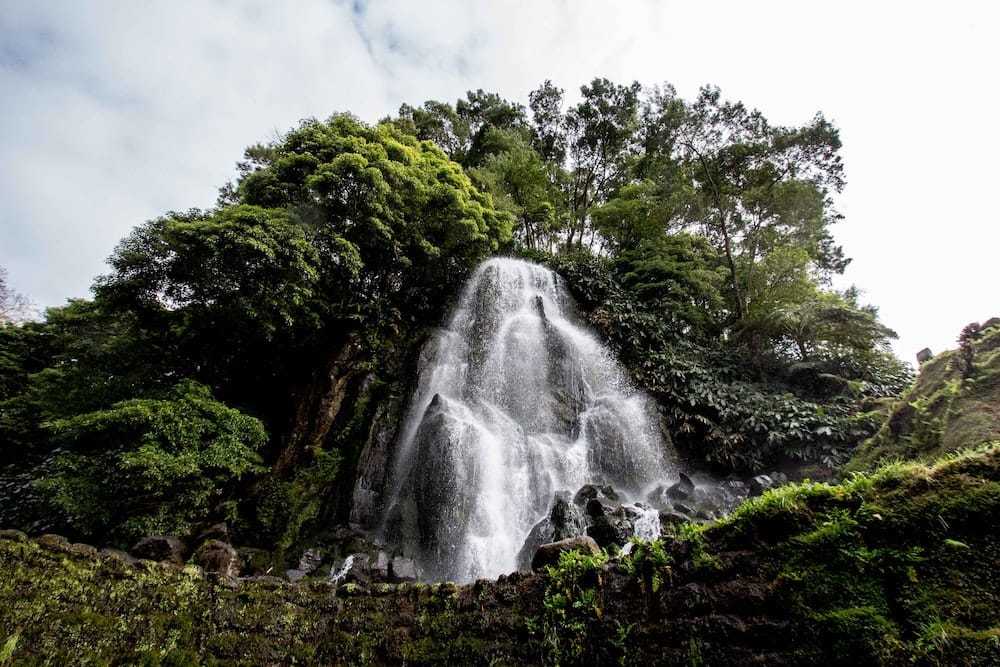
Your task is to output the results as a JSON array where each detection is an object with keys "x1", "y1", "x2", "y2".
[{"x1": 375, "y1": 258, "x2": 676, "y2": 582}]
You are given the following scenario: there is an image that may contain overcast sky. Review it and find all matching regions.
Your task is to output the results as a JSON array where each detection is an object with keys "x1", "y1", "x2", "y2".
[{"x1": 1, "y1": 0, "x2": 997, "y2": 361}]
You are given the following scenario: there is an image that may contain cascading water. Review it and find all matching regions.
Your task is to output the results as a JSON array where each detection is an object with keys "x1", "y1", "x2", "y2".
[{"x1": 376, "y1": 257, "x2": 675, "y2": 582}]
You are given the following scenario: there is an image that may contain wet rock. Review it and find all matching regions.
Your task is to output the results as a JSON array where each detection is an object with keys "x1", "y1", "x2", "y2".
[
  {"x1": 340, "y1": 553, "x2": 372, "y2": 585},
  {"x1": 673, "y1": 502, "x2": 695, "y2": 516},
  {"x1": 517, "y1": 517, "x2": 555, "y2": 571},
  {"x1": 531, "y1": 536, "x2": 601, "y2": 571},
  {"x1": 586, "y1": 509, "x2": 631, "y2": 548},
  {"x1": 130, "y1": 536, "x2": 187, "y2": 565},
  {"x1": 390, "y1": 557, "x2": 418, "y2": 582},
  {"x1": 372, "y1": 550, "x2": 391, "y2": 580},
  {"x1": 193, "y1": 540, "x2": 240, "y2": 577},
  {"x1": 692, "y1": 486, "x2": 725, "y2": 513},
  {"x1": 350, "y1": 393, "x2": 404, "y2": 528},
  {"x1": 749, "y1": 475, "x2": 775, "y2": 497},
  {"x1": 297, "y1": 548, "x2": 324, "y2": 575},
  {"x1": 666, "y1": 473, "x2": 695, "y2": 500},
  {"x1": 404, "y1": 394, "x2": 481, "y2": 575},
  {"x1": 550, "y1": 495, "x2": 587, "y2": 540},
  {"x1": 573, "y1": 484, "x2": 619, "y2": 506},
  {"x1": 659, "y1": 510, "x2": 690, "y2": 529},
  {"x1": 722, "y1": 479, "x2": 748, "y2": 494},
  {"x1": 585, "y1": 498, "x2": 607, "y2": 518}
]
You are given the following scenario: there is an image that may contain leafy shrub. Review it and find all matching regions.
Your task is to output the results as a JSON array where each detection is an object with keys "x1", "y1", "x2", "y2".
[{"x1": 37, "y1": 380, "x2": 266, "y2": 542}]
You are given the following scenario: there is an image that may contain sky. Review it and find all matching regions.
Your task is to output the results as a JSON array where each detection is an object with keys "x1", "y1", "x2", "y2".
[{"x1": 1, "y1": 0, "x2": 997, "y2": 361}]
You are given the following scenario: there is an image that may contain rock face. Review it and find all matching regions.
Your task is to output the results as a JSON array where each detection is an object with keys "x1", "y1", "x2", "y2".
[
  {"x1": 349, "y1": 393, "x2": 404, "y2": 529},
  {"x1": 390, "y1": 556, "x2": 418, "y2": 582},
  {"x1": 130, "y1": 536, "x2": 186, "y2": 565},
  {"x1": 530, "y1": 535, "x2": 601, "y2": 571}
]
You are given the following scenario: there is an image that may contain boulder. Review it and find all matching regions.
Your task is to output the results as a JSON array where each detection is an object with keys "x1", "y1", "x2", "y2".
[
  {"x1": 339, "y1": 553, "x2": 372, "y2": 585},
  {"x1": 748, "y1": 475, "x2": 775, "y2": 497},
  {"x1": 573, "y1": 484, "x2": 619, "y2": 506},
  {"x1": 390, "y1": 556, "x2": 418, "y2": 582},
  {"x1": 130, "y1": 536, "x2": 186, "y2": 565},
  {"x1": 666, "y1": 473, "x2": 695, "y2": 500},
  {"x1": 586, "y1": 510, "x2": 631, "y2": 548},
  {"x1": 531, "y1": 536, "x2": 601, "y2": 571},
  {"x1": 673, "y1": 502, "x2": 695, "y2": 516},
  {"x1": 550, "y1": 495, "x2": 587, "y2": 540},
  {"x1": 285, "y1": 569, "x2": 308, "y2": 583},
  {"x1": 916, "y1": 347, "x2": 934, "y2": 364},
  {"x1": 585, "y1": 498, "x2": 608, "y2": 518},
  {"x1": 517, "y1": 517, "x2": 555, "y2": 571},
  {"x1": 193, "y1": 540, "x2": 240, "y2": 577},
  {"x1": 0, "y1": 529, "x2": 27, "y2": 543},
  {"x1": 297, "y1": 548, "x2": 324, "y2": 575},
  {"x1": 372, "y1": 550, "x2": 391, "y2": 580}
]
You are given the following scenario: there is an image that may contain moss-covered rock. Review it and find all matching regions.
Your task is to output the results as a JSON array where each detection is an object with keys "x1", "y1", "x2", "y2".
[{"x1": 848, "y1": 321, "x2": 1000, "y2": 471}]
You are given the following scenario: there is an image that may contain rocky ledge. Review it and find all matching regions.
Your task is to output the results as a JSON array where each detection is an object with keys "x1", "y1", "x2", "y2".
[{"x1": 1, "y1": 444, "x2": 998, "y2": 665}]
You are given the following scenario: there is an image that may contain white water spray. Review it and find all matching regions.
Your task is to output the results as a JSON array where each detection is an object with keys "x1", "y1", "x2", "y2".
[{"x1": 377, "y1": 258, "x2": 674, "y2": 581}]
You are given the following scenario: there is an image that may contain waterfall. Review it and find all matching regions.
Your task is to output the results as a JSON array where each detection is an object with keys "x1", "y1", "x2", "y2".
[{"x1": 376, "y1": 257, "x2": 674, "y2": 582}]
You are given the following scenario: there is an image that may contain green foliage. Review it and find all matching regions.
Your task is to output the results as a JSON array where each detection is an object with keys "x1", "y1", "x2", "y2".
[
  {"x1": 541, "y1": 548, "x2": 610, "y2": 663},
  {"x1": 36, "y1": 380, "x2": 266, "y2": 542},
  {"x1": 255, "y1": 448, "x2": 341, "y2": 561},
  {"x1": 547, "y1": 252, "x2": 888, "y2": 469}
]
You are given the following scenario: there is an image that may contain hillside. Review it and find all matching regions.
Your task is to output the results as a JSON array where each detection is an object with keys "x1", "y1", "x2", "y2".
[{"x1": 848, "y1": 319, "x2": 1000, "y2": 471}]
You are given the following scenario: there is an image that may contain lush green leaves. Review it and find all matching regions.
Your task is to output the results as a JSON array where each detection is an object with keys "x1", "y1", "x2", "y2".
[{"x1": 37, "y1": 380, "x2": 266, "y2": 541}]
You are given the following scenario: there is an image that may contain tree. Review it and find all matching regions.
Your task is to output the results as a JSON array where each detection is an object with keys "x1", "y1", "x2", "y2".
[
  {"x1": 37, "y1": 380, "x2": 266, "y2": 542},
  {"x1": 563, "y1": 78, "x2": 642, "y2": 248},
  {"x1": 470, "y1": 131, "x2": 560, "y2": 251},
  {"x1": 613, "y1": 233, "x2": 726, "y2": 333},
  {"x1": 0, "y1": 266, "x2": 31, "y2": 323},
  {"x1": 677, "y1": 86, "x2": 846, "y2": 320}
]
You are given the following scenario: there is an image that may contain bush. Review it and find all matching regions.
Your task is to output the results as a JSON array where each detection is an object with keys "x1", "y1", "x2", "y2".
[{"x1": 37, "y1": 380, "x2": 266, "y2": 542}]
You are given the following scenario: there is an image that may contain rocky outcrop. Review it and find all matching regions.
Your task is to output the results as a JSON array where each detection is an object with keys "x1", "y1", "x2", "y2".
[
  {"x1": 849, "y1": 317, "x2": 1000, "y2": 471},
  {"x1": 349, "y1": 392, "x2": 405, "y2": 528}
]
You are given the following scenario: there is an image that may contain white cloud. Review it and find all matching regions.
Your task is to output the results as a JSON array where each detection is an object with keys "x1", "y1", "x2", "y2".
[{"x1": 1, "y1": 0, "x2": 997, "y2": 361}]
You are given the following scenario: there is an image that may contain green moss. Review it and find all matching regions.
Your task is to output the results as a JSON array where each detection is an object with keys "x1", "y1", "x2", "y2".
[{"x1": 849, "y1": 324, "x2": 1000, "y2": 471}]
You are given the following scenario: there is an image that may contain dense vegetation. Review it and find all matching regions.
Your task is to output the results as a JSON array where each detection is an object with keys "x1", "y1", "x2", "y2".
[{"x1": 2, "y1": 78, "x2": 907, "y2": 551}]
